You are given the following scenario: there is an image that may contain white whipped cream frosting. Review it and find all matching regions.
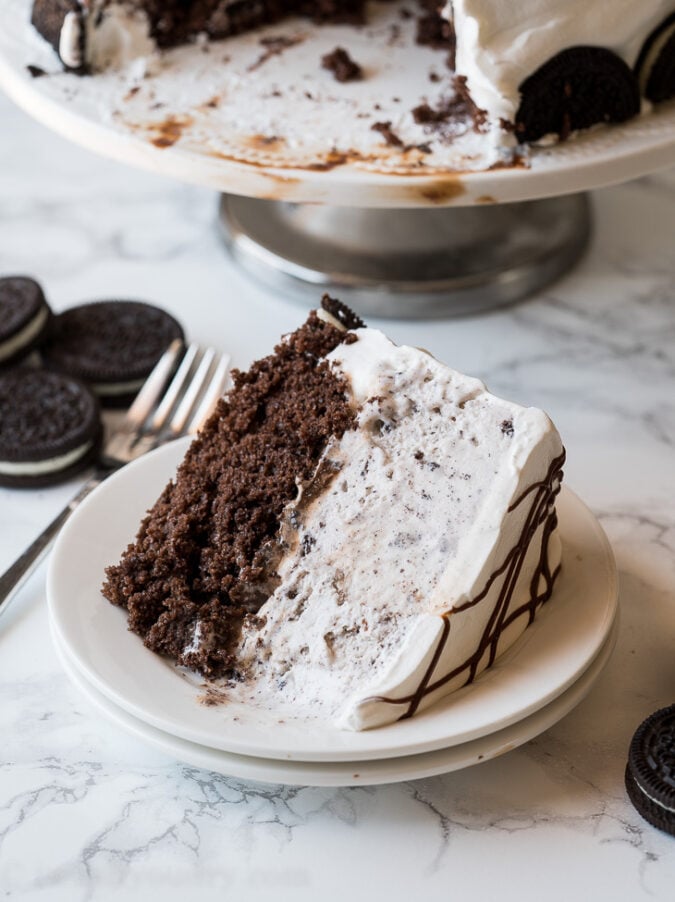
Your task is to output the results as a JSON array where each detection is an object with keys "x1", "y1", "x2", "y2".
[
  {"x1": 235, "y1": 327, "x2": 563, "y2": 730},
  {"x1": 444, "y1": 0, "x2": 674, "y2": 145}
]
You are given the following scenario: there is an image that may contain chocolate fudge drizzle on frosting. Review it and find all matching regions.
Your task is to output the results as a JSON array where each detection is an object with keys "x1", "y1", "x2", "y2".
[{"x1": 365, "y1": 449, "x2": 566, "y2": 720}]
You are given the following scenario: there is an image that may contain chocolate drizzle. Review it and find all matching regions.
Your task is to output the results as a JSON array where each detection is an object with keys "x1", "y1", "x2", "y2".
[{"x1": 366, "y1": 450, "x2": 566, "y2": 720}]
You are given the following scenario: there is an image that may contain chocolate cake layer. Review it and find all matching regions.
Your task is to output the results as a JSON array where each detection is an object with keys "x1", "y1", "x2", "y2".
[
  {"x1": 134, "y1": 1, "x2": 368, "y2": 48},
  {"x1": 31, "y1": 0, "x2": 370, "y2": 66},
  {"x1": 102, "y1": 310, "x2": 356, "y2": 678}
]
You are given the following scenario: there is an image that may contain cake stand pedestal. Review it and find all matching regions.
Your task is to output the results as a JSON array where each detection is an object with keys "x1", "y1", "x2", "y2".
[
  {"x1": 2, "y1": 0, "x2": 674, "y2": 317},
  {"x1": 219, "y1": 193, "x2": 591, "y2": 317}
]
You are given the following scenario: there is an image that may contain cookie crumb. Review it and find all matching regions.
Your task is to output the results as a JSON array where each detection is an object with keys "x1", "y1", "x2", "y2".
[
  {"x1": 371, "y1": 121, "x2": 404, "y2": 147},
  {"x1": 321, "y1": 47, "x2": 363, "y2": 83}
]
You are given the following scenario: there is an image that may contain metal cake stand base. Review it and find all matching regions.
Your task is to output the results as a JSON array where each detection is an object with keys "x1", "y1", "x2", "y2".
[{"x1": 219, "y1": 193, "x2": 591, "y2": 318}]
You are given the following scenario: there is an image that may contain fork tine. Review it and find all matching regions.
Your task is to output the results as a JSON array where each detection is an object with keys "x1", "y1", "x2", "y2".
[
  {"x1": 101, "y1": 338, "x2": 184, "y2": 466},
  {"x1": 187, "y1": 351, "x2": 232, "y2": 435},
  {"x1": 148, "y1": 342, "x2": 200, "y2": 434},
  {"x1": 124, "y1": 338, "x2": 184, "y2": 430},
  {"x1": 103, "y1": 341, "x2": 231, "y2": 469},
  {"x1": 167, "y1": 347, "x2": 217, "y2": 438}
]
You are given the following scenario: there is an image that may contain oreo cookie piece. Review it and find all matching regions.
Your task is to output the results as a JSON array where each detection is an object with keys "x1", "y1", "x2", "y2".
[
  {"x1": 320, "y1": 294, "x2": 365, "y2": 331},
  {"x1": 635, "y1": 13, "x2": 675, "y2": 104},
  {"x1": 515, "y1": 46, "x2": 640, "y2": 144},
  {"x1": 625, "y1": 704, "x2": 675, "y2": 837},
  {"x1": 0, "y1": 369, "x2": 101, "y2": 488},
  {"x1": 42, "y1": 300, "x2": 185, "y2": 407},
  {"x1": 0, "y1": 276, "x2": 51, "y2": 367},
  {"x1": 31, "y1": 0, "x2": 85, "y2": 71}
]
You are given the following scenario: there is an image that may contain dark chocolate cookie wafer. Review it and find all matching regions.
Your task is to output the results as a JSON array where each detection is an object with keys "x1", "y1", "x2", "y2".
[
  {"x1": 515, "y1": 47, "x2": 640, "y2": 144},
  {"x1": 0, "y1": 368, "x2": 101, "y2": 488},
  {"x1": 635, "y1": 13, "x2": 675, "y2": 104},
  {"x1": 625, "y1": 704, "x2": 675, "y2": 837},
  {"x1": 31, "y1": 0, "x2": 84, "y2": 71},
  {"x1": 42, "y1": 300, "x2": 184, "y2": 407},
  {"x1": 321, "y1": 294, "x2": 365, "y2": 331},
  {"x1": 0, "y1": 276, "x2": 51, "y2": 367}
]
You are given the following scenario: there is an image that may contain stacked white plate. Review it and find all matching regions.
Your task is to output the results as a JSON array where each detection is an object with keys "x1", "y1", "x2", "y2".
[{"x1": 48, "y1": 439, "x2": 618, "y2": 787}]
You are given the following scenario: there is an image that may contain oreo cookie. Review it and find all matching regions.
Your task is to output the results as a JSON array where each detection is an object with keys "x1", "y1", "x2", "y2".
[
  {"x1": 625, "y1": 704, "x2": 675, "y2": 837},
  {"x1": 42, "y1": 300, "x2": 184, "y2": 407},
  {"x1": 515, "y1": 47, "x2": 640, "y2": 144},
  {"x1": 0, "y1": 276, "x2": 51, "y2": 367},
  {"x1": 31, "y1": 0, "x2": 85, "y2": 71},
  {"x1": 0, "y1": 368, "x2": 101, "y2": 488},
  {"x1": 320, "y1": 294, "x2": 365, "y2": 331},
  {"x1": 635, "y1": 13, "x2": 675, "y2": 104}
]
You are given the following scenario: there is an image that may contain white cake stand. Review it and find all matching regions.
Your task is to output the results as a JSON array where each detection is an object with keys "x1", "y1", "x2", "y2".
[{"x1": 3, "y1": 0, "x2": 675, "y2": 316}]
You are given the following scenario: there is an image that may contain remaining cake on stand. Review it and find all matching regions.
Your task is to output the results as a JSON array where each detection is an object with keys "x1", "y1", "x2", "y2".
[
  {"x1": 15, "y1": 3, "x2": 675, "y2": 315},
  {"x1": 31, "y1": 1, "x2": 675, "y2": 152}
]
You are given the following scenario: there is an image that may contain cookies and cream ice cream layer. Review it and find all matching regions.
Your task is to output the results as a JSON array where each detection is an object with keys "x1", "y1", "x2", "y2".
[
  {"x1": 444, "y1": 0, "x2": 674, "y2": 146},
  {"x1": 236, "y1": 326, "x2": 564, "y2": 730}
]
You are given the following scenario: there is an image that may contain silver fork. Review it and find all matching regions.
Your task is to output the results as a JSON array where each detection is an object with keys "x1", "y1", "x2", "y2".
[{"x1": 0, "y1": 339, "x2": 231, "y2": 624}]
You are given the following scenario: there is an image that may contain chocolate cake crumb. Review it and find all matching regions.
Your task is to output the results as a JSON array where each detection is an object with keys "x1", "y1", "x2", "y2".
[
  {"x1": 412, "y1": 103, "x2": 447, "y2": 125},
  {"x1": 371, "y1": 121, "x2": 404, "y2": 147},
  {"x1": 412, "y1": 76, "x2": 488, "y2": 135},
  {"x1": 321, "y1": 46, "x2": 363, "y2": 83},
  {"x1": 248, "y1": 34, "x2": 305, "y2": 72},
  {"x1": 102, "y1": 311, "x2": 358, "y2": 679},
  {"x1": 416, "y1": 2, "x2": 456, "y2": 68}
]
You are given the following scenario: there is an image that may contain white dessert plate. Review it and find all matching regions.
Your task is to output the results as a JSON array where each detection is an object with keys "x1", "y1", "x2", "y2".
[
  {"x1": 52, "y1": 613, "x2": 618, "y2": 787},
  {"x1": 48, "y1": 436, "x2": 618, "y2": 763},
  {"x1": 2, "y1": 0, "x2": 675, "y2": 206}
]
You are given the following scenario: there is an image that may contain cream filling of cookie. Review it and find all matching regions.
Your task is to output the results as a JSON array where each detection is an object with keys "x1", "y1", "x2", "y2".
[
  {"x1": 637, "y1": 18, "x2": 675, "y2": 94},
  {"x1": 0, "y1": 306, "x2": 48, "y2": 363},
  {"x1": 90, "y1": 377, "x2": 145, "y2": 397},
  {"x1": 636, "y1": 780, "x2": 675, "y2": 814},
  {"x1": 0, "y1": 440, "x2": 93, "y2": 476},
  {"x1": 58, "y1": 10, "x2": 84, "y2": 69},
  {"x1": 235, "y1": 327, "x2": 563, "y2": 730}
]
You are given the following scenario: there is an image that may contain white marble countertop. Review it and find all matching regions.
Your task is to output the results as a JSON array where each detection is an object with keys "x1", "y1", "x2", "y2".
[{"x1": 0, "y1": 89, "x2": 674, "y2": 901}]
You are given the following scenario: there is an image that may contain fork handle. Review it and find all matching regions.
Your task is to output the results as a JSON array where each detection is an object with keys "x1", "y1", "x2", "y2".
[{"x1": 0, "y1": 473, "x2": 105, "y2": 624}]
